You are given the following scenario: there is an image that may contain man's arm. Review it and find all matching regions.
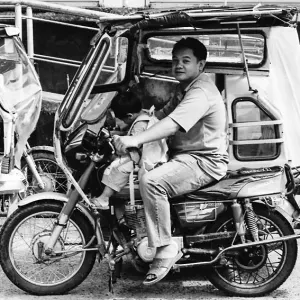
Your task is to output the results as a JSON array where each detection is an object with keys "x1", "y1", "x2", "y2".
[{"x1": 113, "y1": 117, "x2": 179, "y2": 153}]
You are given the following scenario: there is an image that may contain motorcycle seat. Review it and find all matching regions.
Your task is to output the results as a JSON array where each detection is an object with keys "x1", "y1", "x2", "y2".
[{"x1": 183, "y1": 166, "x2": 284, "y2": 201}]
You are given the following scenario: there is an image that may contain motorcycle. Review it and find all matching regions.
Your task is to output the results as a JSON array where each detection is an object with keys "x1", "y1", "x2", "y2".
[
  {"x1": 1, "y1": 4, "x2": 300, "y2": 297},
  {"x1": 0, "y1": 25, "x2": 69, "y2": 216}
]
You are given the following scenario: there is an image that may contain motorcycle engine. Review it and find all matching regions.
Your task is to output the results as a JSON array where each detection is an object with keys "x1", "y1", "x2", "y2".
[
  {"x1": 124, "y1": 201, "x2": 157, "y2": 262},
  {"x1": 124, "y1": 200, "x2": 147, "y2": 240},
  {"x1": 124, "y1": 200, "x2": 184, "y2": 263},
  {"x1": 136, "y1": 237, "x2": 156, "y2": 263}
]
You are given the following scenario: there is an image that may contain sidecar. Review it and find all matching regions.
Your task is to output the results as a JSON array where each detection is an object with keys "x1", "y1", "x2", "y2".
[
  {"x1": 0, "y1": 25, "x2": 42, "y2": 215},
  {"x1": 59, "y1": 5, "x2": 300, "y2": 207}
]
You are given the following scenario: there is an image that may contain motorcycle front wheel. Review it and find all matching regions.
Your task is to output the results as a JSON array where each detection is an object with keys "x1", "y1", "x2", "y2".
[
  {"x1": 0, "y1": 202, "x2": 97, "y2": 295},
  {"x1": 206, "y1": 205, "x2": 297, "y2": 297},
  {"x1": 21, "y1": 151, "x2": 69, "y2": 196}
]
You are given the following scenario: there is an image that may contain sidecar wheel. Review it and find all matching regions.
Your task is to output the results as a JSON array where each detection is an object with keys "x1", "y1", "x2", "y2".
[
  {"x1": 0, "y1": 202, "x2": 96, "y2": 295},
  {"x1": 205, "y1": 205, "x2": 297, "y2": 297}
]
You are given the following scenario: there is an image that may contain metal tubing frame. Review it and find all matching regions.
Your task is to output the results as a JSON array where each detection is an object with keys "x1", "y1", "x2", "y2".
[
  {"x1": 14, "y1": 4, "x2": 22, "y2": 39},
  {"x1": 21, "y1": 14, "x2": 99, "y2": 31},
  {"x1": 1, "y1": 0, "x2": 127, "y2": 82},
  {"x1": 176, "y1": 232, "x2": 300, "y2": 268},
  {"x1": 2, "y1": 0, "x2": 285, "y2": 22},
  {"x1": 26, "y1": 6, "x2": 33, "y2": 59},
  {"x1": 1, "y1": 0, "x2": 117, "y2": 84},
  {"x1": 1, "y1": 0, "x2": 120, "y2": 20}
]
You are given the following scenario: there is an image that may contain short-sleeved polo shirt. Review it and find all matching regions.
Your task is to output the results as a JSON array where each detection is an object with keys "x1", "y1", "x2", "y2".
[{"x1": 156, "y1": 73, "x2": 228, "y2": 180}]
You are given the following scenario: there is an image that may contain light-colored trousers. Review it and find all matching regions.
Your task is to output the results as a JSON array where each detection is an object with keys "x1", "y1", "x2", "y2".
[{"x1": 139, "y1": 153, "x2": 214, "y2": 248}]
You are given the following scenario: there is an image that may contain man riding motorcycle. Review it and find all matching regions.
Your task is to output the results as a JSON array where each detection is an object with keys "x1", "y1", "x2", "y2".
[{"x1": 114, "y1": 37, "x2": 228, "y2": 285}]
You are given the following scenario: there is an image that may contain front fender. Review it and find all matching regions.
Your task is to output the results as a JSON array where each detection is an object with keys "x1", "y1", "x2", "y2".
[
  {"x1": 10, "y1": 192, "x2": 104, "y2": 246},
  {"x1": 8, "y1": 192, "x2": 68, "y2": 218},
  {"x1": 18, "y1": 192, "x2": 67, "y2": 207}
]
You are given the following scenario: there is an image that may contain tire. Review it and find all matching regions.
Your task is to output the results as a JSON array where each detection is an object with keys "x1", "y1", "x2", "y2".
[
  {"x1": 0, "y1": 202, "x2": 97, "y2": 295},
  {"x1": 21, "y1": 151, "x2": 69, "y2": 196},
  {"x1": 205, "y1": 205, "x2": 297, "y2": 297}
]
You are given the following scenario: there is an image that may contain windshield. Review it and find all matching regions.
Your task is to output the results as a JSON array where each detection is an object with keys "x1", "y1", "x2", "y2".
[{"x1": 147, "y1": 33, "x2": 265, "y2": 66}]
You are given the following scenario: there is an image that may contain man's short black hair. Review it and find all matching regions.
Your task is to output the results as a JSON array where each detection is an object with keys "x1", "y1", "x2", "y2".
[
  {"x1": 172, "y1": 37, "x2": 207, "y2": 61},
  {"x1": 111, "y1": 91, "x2": 142, "y2": 119}
]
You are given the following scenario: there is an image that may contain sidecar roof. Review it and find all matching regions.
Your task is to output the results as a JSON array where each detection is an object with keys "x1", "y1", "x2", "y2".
[{"x1": 98, "y1": 5, "x2": 297, "y2": 30}]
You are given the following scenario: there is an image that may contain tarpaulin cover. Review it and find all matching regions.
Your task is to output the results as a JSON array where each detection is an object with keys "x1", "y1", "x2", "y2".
[
  {"x1": 0, "y1": 37, "x2": 42, "y2": 167},
  {"x1": 267, "y1": 26, "x2": 300, "y2": 167}
]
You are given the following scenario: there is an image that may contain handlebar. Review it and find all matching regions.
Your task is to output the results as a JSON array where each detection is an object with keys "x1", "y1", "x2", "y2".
[{"x1": 100, "y1": 128, "x2": 141, "y2": 164}]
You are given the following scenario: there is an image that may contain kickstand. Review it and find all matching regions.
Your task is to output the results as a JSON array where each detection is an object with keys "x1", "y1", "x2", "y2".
[
  {"x1": 114, "y1": 257, "x2": 123, "y2": 281},
  {"x1": 108, "y1": 275, "x2": 114, "y2": 293},
  {"x1": 108, "y1": 257, "x2": 123, "y2": 293},
  {"x1": 108, "y1": 259, "x2": 115, "y2": 293}
]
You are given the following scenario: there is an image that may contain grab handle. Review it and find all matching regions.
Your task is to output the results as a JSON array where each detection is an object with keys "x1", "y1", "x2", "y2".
[
  {"x1": 285, "y1": 164, "x2": 295, "y2": 196},
  {"x1": 127, "y1": 147, "x2": 141, "y2": 165}
]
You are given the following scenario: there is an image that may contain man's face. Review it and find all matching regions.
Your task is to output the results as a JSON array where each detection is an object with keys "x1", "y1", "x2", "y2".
[{"x1": 172, "y1": 47, "x2": 205, "y2": 86}]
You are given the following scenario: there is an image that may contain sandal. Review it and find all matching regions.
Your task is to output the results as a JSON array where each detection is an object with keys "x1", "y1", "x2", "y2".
[
  {"x1": 143, "y1": 251, "x2": 183, "y2": 286},
  {"x1": 90, "y1": 198, "x2": 110, "y2": 210}
]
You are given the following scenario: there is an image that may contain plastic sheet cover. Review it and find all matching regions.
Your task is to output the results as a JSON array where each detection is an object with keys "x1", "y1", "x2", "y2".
[
  {"x1": 267, "y1": 27, "x2": 300, "y2": 167},
  {"x1": 0, "y1": 37, "x2": 42, "y2": 167}
]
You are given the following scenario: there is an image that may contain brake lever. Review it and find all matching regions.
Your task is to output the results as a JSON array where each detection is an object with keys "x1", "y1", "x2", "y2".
[{"x1": 107, "y1": 138, "x2": 115, "y2": 155}]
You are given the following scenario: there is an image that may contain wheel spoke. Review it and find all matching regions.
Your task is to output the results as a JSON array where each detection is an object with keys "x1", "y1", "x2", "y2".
[
  {"x1": 9, "y1": 211, "x2": 86, "y2": 285},
  {"x1": 22, "y1": 155, "x2": 69, "y2": 195},
  {"x1": 214, "y1": 214, "x2": 288, "y2": 286}
]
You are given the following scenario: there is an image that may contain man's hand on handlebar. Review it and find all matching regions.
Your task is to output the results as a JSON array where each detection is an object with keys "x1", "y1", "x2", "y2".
[{"x1": 113, "y1": 135, "x2": 140, "y2": 155}]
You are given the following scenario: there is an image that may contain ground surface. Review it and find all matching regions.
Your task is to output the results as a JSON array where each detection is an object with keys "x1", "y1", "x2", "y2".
[{"x1": 1, "y1": 235, "x2": 300, "y2": 300}]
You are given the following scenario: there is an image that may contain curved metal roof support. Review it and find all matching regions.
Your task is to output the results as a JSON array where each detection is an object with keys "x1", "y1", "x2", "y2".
[{"x1": 236, "y1": 22, "x2": 257, "y2": 93}]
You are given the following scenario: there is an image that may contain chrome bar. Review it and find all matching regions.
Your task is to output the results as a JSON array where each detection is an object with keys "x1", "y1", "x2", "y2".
[
  {"x1": 33, "y1": 56, "x2": 80, "y2": 67},
  {"x1": 14, "y1": 3, "x2": 22, "y2": 39},
  {"x1": 34, "y1": 54, "x2": 81, "y2": 65},
  {"x1": 1, "y1": 0, "x2": 120, "y2": 20},
  {"x1": 26, "y1": 7, "x2": 34, "y2": 59},
  {"x1": 176, "y1": 233, "x2": 300, "y2": 268},
  {"x1": 33, "y1": 54, "x2": 116, "y2": 73},
  {"x1": 0, "y1": 16, "x2": 15, "y2": 19},
  {"x1": 21, "y1": 14, "x2": 98, "y2": 31}
]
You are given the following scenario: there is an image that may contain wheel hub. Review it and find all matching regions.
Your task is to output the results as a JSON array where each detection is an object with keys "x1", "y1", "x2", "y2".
[
  {"x1": 31, "y1": 231, "x2": 64, "y2": 262},
  {"x1": 234, "y1": 244, "x2": 267, "y2": 271},
  {"x1": 32, "y1": 173, "x2": 56, "y2": 193}
]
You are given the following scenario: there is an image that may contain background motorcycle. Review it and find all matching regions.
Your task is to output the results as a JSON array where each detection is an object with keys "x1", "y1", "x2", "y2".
[
  {"x1": 0, "y1": 25, "x2": 68, "y2": 217},
  {"x1": 0, "y1": 142, "x2": 69, "y2": 217}
]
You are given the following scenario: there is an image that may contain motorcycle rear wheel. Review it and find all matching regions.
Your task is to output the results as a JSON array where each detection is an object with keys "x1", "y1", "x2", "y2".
[
  {"x1": 206, "y1": 205, "x2": 297, "y2": 297},
  {"x1": 0, "y1": 202, "x2": 96, "y2": 295}
]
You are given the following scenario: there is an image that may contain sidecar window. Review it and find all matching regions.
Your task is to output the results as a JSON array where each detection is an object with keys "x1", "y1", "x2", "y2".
[
  {"x1": 232, "y1": 99, "x2": 280, "y2": 161},
  {"x1": 94, "y1": 36, "x2": 128, "y2": 86},
  {"x1": 0, "y1": 38, "x2": 19, "y2": 62},
  {"x1": 146, "y1": 33, "x2": 265, "y2": 67}
]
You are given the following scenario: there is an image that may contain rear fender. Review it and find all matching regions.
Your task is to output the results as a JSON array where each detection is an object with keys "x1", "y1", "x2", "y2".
[
  {"x1": 253, "y1": 200, "x2": 294, "y2": 225},
  {"x1": 11, "y1": 192, "x2": 102, "y2": 243}
]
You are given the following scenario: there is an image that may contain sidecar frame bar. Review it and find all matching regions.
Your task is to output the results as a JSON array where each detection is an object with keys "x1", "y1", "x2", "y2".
[{"x1": 176, "y1": 232, "x2": 300, "y2": 268}]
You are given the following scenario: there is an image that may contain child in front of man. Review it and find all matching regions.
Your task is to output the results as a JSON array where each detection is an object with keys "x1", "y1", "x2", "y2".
[{"x1": 91, "y1": 91, "x2": 168, "y2": 224}]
